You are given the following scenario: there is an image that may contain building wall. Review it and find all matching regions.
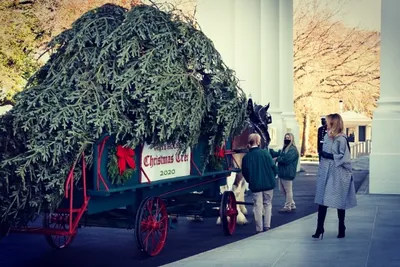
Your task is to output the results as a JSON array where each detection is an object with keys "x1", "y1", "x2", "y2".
[{"x1": 196, "y1": 0, "x2": 301, "y2": 166}]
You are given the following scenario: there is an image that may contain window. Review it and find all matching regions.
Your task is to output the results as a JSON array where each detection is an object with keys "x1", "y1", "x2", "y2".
[
  {"x1": 359, "y1": 126, "x2": 366, "y2": 142},
  {"x1": 346, "y1": 127, "x2": 355, "y2": 142}
]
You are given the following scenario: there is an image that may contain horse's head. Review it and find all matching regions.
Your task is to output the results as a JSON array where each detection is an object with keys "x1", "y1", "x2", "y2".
[
  {"x1": 256, "y1": 103, "x2": 272, "y2": 126},
  {"x1": 232, "y1": 98, "x2": 272, "y2": 150}
]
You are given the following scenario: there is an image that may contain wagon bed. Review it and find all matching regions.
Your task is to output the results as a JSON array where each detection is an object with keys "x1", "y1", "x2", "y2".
[{"x1": 8, "y1": 134, "x2": 243, "y2": 256}]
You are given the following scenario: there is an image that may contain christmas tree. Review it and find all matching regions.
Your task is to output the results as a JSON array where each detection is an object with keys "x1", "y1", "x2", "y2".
[{"x1": 0, "y1": 3, "x2": 246, "y2": 228}]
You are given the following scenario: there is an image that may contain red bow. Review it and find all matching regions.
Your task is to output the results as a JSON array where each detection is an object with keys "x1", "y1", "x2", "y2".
[
  {"x1": 215, "y1": 146, "x2": 225, "y2": 158},
  {"x1": 116, "y1": 145, "x2": 136, "y2": 175}
]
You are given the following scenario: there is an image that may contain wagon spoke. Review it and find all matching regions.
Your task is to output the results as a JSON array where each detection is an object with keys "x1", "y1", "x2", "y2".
[
  {"x1": 136, "y1": 197, "x2": 168, "y2": 256},
  {"x1": 220, "y1": 191, "x2": 238, "y2": 236},
  {"x1": 154, "y1": 198, "x2": 161, "y2": 219},
  {"x1": 44, "y1": 212, "x2": 75, "y2": 249},
  {"x1": 146, "y1": 199, "x2": 154, "y2": 215},
  {"x1": 143, "y1": 229, "x2": 153, "y2": 251},
  {"x1": 140, "y1": 221, "x2": 150, "y2": 231},
  {"x1": 155, "y1": 229, "x2": 161, "y2": 237},
  {"x1": 151, "y1": 230, "x2": 156, "y2": 250}
]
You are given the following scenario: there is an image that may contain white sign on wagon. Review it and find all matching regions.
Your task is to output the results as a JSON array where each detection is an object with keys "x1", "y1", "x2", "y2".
[{"x1": 140, "y1": 144, "x2": 191, "y2": 183}]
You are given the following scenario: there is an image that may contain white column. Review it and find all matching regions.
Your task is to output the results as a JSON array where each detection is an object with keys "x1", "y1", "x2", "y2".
[
  {"x1": 234, "y1": 0, "x2": 261, "y2": 100},
  {"x1": 196, "y1": 0, "x2": 235, "y2": 69},
  {"x1": 367, "y1": 125, "x2": 372, "y2": 140},
  {"x1": 196, "y1": 0, "x2": 237, "y2": 189},
  {"x1": 260, "y1": 0, "x2": 283, "y2": 149},
  {"x1": 278, "y1": 0, "x2": 301, "y2": 170},
  {"x1": 369, "y1": 0, "x2": 400, "y2": 194}
]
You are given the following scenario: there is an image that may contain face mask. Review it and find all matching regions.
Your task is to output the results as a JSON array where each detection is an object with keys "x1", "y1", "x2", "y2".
[{"x1": 284, "y1": 139, "x2": 291, "y2": 145}]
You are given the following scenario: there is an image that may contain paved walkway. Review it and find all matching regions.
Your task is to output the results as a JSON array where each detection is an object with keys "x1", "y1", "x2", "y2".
[{"x1": 163, "y1": 193, "x2": 400, "y2": 267}]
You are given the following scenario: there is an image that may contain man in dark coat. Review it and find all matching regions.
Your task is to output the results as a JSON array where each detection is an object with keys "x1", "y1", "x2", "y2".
[
  {"x1": 317, "y1": 116, "x2": 327, "y2": 161},
  {"x1": 242, "y1": 133, "x2": 277, "y2": 233}
]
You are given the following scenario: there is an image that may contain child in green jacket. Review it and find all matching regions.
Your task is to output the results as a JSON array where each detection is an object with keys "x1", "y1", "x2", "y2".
[
  {"x1": 270, "y1": 133, "x2": 300, "y2": 213},
  {"x1": 242, "y1": 133, "x2": 277, "y2": 233}
]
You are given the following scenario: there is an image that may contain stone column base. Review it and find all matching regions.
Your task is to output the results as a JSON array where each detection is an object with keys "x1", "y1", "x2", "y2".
[
  {"x1": 369, "y1": 103, "x2": 400, "y2": 194},
  {"x1": 370, "y1": 153, "x2": 400, "y2": 194}
]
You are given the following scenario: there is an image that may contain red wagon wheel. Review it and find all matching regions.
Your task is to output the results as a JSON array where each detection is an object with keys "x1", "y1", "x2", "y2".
[
  {"x1": 220, "y1": 191, "x2": 238, "y2": 236},
  {"x1": 135, "y1": 196, "x2": 168, "y2": 256},
  {"x1": 43, "y1": 213, "x2": 76, "y2": 249}
]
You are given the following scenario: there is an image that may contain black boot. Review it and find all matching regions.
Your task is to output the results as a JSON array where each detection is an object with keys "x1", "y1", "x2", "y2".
[
  {"x1": 312, "y1": 205, "x2": 327, "y2": 239},
  {"x1": 337, "y1": 209, "x2": 346, "y2": 238}
]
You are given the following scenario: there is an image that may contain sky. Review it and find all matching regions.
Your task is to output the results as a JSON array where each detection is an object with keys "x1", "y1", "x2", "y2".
[
  {"x1": 331, "y1": 0, "x2": 381, "y2": 31},
  {"x1": 294, "y1": 0, "x2": 382, "y2": 31},
  {"x1": 182, "y1": 1, "x2": 382, "y2": 31}
]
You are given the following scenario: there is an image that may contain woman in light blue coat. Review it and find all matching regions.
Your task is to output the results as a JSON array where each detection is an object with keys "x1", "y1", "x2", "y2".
[{"x1": 312, "y1": 113, "x2": 357, "y2": 240}]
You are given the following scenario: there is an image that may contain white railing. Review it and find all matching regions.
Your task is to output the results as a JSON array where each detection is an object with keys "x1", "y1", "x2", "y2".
[{"x1": 350, "y1": 140, "x2": 372, "y2": 159}]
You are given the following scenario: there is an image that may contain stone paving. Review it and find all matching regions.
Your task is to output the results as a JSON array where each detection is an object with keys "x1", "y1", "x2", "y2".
[
  {"x1": 163, "y1": 192, "x2": 400, "y2": 267},
  {"x1": 352, "y1": 155, "x2": 370, "y2": 171}
]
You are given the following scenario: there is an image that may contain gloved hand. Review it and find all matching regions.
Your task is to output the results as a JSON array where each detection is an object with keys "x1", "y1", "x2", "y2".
[{"x1": 321, "y1": 151, "x2": 334, "y2": 160}]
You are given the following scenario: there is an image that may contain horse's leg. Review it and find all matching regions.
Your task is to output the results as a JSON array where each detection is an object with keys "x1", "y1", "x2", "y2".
[
  {"x1": 226, "y1": 171, "x2": 235, "y2": 191},
  {"x1": 238, "y1": 179, "x2": 248, "y2": 215},
  {"x1": 232, "y1": 153, "x2": 248, "y2": 216},
  {"x1": 234, "y1": 180, "x2": 248, "y2": 225},
  {"x1": 216, "y1": 181, "x2": 230, "y2": 225},
  {"x1": 216, "y1": 152, "x2": 241, "y2": 225},
  {"x1": 233, "y1": 173, "x2": 247, "y2": 216},
  {"x1": 217, "y1": 152, "x2": 249, "y2": 225}
]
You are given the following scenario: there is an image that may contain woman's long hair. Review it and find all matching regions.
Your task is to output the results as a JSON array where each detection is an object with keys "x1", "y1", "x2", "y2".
[
  {"x1": 326, "y1": 113, "x2": 344, "y2": 138},
  {"x1": 282, "y1": 132, "x2": 296, "y2": 153}
]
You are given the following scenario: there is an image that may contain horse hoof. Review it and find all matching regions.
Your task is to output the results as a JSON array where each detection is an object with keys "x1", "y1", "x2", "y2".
[
  {"x1": 240, "y1": 206, "x2": 248, "y2": 215},
  {"x1": 187, "y1": 216, "x2": 204, "y2": 222},
  {"x1": 168, "y1": 215, "x2": 178, "y2": 222},
  {"x1": 237, "y1": 212, "x2": 248, "y2": 225}
]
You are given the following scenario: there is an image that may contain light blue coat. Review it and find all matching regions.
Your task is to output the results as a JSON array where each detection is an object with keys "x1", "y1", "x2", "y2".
[{"x1": 314, "y1": 133, "x2": 357, "y2": 209}]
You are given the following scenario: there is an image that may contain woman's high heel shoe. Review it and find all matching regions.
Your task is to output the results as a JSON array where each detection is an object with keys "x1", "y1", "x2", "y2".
[
  {"x1": 337, "y1": 224, "x2": 346, "y2": 238},
  {"x1": 313, "y1": 205, "x2": 327, "y2": 240},
  {"x1": 312, "y1": 228, "x2": 324, "y2": 240},
  {"x1": 337, "y1": 209, "x2": 346, "y2": 238}
]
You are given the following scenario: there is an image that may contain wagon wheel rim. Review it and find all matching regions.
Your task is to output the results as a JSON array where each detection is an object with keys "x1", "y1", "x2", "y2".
[
  {"x1": 226, "y1": 193, "x2": 238, "y2": 234},
  {"x1": 221, "y1": 191, "x2": 238, "y2": 235},
  {"x1": 137, "y1": 197, "x2": 168, "y2": 256},
  {"x1": 44, "y1": 213, "x2": 75, "y2": 249}
]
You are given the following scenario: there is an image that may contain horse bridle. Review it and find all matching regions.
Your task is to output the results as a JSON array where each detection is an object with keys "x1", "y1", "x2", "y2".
[{"x1": 247, "y1": 98, "x2": 272, "y2": 149}]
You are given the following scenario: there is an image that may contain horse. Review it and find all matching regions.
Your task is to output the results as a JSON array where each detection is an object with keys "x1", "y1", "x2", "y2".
[{"x1": 216, "y1": 98, "x2": 272, "y2": 225}]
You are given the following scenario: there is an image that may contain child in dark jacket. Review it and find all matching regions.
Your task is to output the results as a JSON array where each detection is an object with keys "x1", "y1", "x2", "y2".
[
  {"x1": 270, "y1": 133, "x2": 299, "y2": 213},
  {"x1": 242, "y1": 133, "x2": 277, "y2": 233}
]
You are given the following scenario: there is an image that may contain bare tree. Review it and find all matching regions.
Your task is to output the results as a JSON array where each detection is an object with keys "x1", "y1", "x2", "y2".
[{"x1": 293, "y1": 0, "x2": 380, "y2": 154}]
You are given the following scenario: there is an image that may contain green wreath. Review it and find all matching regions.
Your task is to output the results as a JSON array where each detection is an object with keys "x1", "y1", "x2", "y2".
[
  {"x1": 206, "y1": 155, "x2": 224, "y2": 171},
  {"x1": 107, "y1": 147, "x2": 136, "y2": 185},
  {"x1": 206, "y1": 146, "x2": 226, "y2": 171}
]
